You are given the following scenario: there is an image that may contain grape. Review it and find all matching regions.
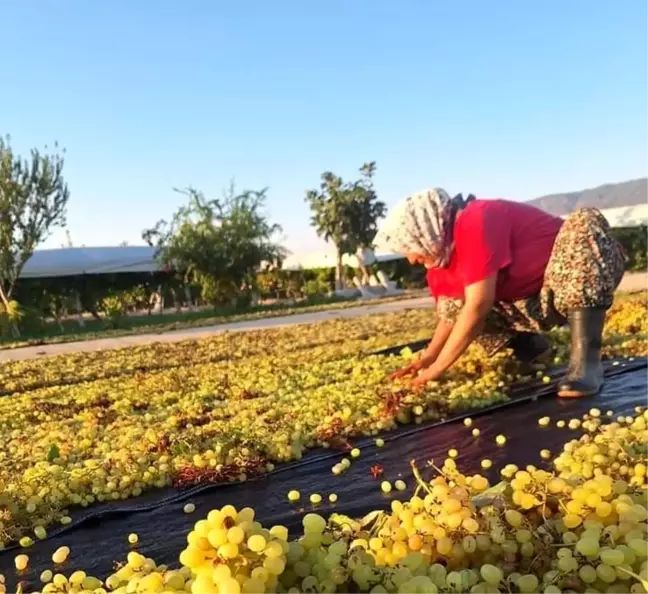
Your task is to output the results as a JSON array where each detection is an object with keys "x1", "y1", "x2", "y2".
[
  {"x1": 596, "y1": 563, "x2": 617, "y2": 583},
  {"x1": 184, "y1": 503, "x2": 196, "y2": 514},
  {"x1": 248, "y1": 534, "x2": 267, "y2": 553},
  {"x1": 579, "y1": 565, "x2": 598, "y2": 583},
  {"x1": 310, "y1": 494, "x2": 322, "y2": 505},
  {"x1": 464, "y1": 418, "x2": 473, "y2": 427},
  {"x1": 538, "y1": 416, "x2": 550, "y2": 426},
  {"x1": 517, "y1": 574, "x2": 539, "y2": 593},
  {"x1": 472, "y1": 429, "x2": 481, "y2": 437},
  {"x1": 395, "y1": 480, "x2": 407, "y2": 491},
  {"x1": 480, "y1": 459, "x2": 492, "y2": 469},
  {"x1": 375, "y1": 438, "x2": 385, "y2": 447},
  {"x1": 128, "y1": 533, "x2": 139, "y2": 544},
  {"x1": 288, "y1": 490, "x2": 301, "y2": 502},
  {"x1": 600, "y1": 548, "x2": 625, "y2": 566},
  {"x1": 504, "y1": 510, "x2": 523, "y2": 527},
  {"x1": 329, "y1": 493, "x2": 338, "y2": 503},
  {"x1": 480, "y1": 565, "x2": 503, "y2": 586},
  {"x1": 351, "y1": 448, "x2": 361, "y2": 458},
  {"x1": 52, "y1": 546, "x2": 70, "y2": 564},
  {"x1": 14, "y1": 555, "x2": 28, "y2": 571},
  {"x1": 220, "y1": 577, "x2": 242, "y2": 593},
  {"x1": 495, "y1": 435, "x2": 506, "y2": 446},
  {"x1": 34, "y1": 526, "x2": 47, "y2": 540},
  {"x1": 242, "y1": 577, "x2": 265, "y2": 593},
  {"x1": 264, "y1": 556, "x2": 286, "y2": 575},
  {"x1": 303, "y1": 514, "x2": 326, "y2": 534},
  {"x1": 576, "y1": 538, "x2": 600, "y2": 556},
  {"x1": 462, "y1": 536, "x2": 477, "y2": 554},
  {"x1": 381, "y1": 481, "x2": 392, "y2": 493},
  {"x1": 227, "y1": 526, "x2": 245, "y2": 544},
  {"x1": 265, "y1": 541, "x2": 284, "y2": 559}
]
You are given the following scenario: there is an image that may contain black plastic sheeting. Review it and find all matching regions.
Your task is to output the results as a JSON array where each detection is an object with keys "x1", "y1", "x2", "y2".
[{"x1": 0, "y1": 355, "x2": 646, "y2": 585}]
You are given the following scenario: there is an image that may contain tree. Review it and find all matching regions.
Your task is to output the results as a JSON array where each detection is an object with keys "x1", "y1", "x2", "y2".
[
  {"x1": 345, "y1": 162, "x2": 386, "y2": 283},
  {"x1": 0, "y1": 136, "x2": 69, "y2": 335},
  {"x1": 305, "y1": 162, "x2": 385, "y2": 289},
  {"x1": 143, "y1": 185, "x2": 285, "y2": 307}
]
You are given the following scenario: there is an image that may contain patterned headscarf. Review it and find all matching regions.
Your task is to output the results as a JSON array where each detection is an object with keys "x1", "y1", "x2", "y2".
[{"x1": 375, "y1": 189, "x2": 474, "y2": 268}]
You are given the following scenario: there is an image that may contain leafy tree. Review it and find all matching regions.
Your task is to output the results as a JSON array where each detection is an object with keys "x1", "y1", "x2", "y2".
[
  {"x1": 143, "y1": 185, "x2": 285, "y2": 307},
  {"x1": 305, "y1": 162, "x2": 385, "y2": 289},
  {"x1": 305, "y1": 172, "x2": 350, "y2": 289},
  {"x1": 344, "y1": 162, "x2": 386, "y2": 282},
  {"x1": 0, "y1": 136, "x2": 69, "y2": 335}
]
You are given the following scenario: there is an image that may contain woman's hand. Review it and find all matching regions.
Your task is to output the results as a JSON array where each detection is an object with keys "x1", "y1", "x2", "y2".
[
  {"x1": 411, "y1": 364, "x2": 443, "y2": 387},
  {"x1": 388, "y1": 360, "x2": 423, "y2": 381},
  {"x1": 388, "y1": 319, "x2": 454, "y2": 382}
]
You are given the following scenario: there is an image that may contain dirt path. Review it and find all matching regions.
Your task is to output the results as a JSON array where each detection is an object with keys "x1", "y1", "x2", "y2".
[{"x1": 0, "y1": 296, "x2": 434, "y2": 362}]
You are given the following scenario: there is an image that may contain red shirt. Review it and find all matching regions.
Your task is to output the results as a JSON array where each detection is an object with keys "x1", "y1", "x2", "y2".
[{"x1": 426, "y1": 199, "x2": 563, "y2": 302}]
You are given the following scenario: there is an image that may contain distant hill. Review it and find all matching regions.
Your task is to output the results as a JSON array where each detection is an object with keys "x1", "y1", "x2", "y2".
[{"x1": 527, "y1": 178, "x2": 647, "y2": 216}]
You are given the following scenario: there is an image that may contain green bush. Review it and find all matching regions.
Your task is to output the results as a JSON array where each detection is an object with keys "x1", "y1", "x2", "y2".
[
  {"x1": 611, "y1": 226, "x2": 647, "y2": 272},
  {"x1": 0, "y1": 300, "x2": 24, "y2": 338}
]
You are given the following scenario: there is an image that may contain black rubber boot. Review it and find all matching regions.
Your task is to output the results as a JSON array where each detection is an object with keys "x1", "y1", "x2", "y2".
[
  {"x1": 508, "y1": 332, "x2": 552, "y2": 364},
  {"x1": 558, "y1": 308, "x2": 606, "y2": 398}
]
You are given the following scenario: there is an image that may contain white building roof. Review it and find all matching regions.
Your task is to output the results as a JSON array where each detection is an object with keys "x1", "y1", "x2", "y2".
[{"x1": 20, "y1": 246, "x2": 159, "y2": 279}]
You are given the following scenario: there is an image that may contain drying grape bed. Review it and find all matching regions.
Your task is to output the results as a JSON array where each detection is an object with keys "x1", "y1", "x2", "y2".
[{"x1": 0, "y1": 294, "x2": 646, "y2": 593}]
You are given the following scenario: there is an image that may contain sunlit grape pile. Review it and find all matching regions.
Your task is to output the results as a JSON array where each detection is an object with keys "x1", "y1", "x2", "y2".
[
  {"x1": 0, "y1": 294, "x2": 645, "y2": 556},
  {"x1": 3, "y1": 408, "x2": 647, "y2": 593}
]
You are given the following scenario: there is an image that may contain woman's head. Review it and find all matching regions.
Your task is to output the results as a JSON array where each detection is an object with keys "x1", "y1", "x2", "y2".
[{"x1": 376, "y1": 188, "x2": 469, "y2": 269}]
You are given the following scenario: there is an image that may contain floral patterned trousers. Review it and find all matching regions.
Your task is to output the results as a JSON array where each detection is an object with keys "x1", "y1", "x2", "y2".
[{"x1": 436, "y1": 208, "x2": 627, "y2": 355}]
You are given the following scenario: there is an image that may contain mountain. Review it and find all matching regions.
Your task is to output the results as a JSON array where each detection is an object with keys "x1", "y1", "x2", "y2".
[{"x1": 527, "y1": 178, "x2": 647, "y2": 216}]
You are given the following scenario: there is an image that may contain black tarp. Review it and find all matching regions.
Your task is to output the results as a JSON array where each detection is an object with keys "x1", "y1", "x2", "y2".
[{"x1": 0, "y1": 355, "x2": 646, "y2": 586}]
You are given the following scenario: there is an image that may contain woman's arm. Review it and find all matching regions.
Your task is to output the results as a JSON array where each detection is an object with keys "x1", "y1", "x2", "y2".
[
  {"x1": 419, "y1": 318, "x2": 453, "y2": 368},
  {"x1": 413, "y1": 275, "x2": 497, "y2": 385}
]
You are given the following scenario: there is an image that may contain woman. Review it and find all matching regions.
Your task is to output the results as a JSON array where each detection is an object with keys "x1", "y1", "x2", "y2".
[{"x1": 378, "y1": 189, "x2": 626, "y2": 398}]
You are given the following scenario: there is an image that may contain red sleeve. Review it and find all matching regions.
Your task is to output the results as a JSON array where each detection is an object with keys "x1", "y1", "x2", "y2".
[
  {"x1": 426, "y1": 269, "x2": 437, "y2": 297},
  {"x1": 455, "y1": 203, "x2": 512, "y2": 286}
]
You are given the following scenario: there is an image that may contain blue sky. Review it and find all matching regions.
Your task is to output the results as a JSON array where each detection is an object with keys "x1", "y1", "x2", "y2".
[{"x1": 3, "y1": 0, "x2": 646, "y2": 253}]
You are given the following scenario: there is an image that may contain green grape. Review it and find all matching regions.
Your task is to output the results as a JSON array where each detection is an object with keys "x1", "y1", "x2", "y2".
[
  {"x1": 242, "y1": 577, "x2": 265, "y2": 593},
  {"x1": 578, "y1": 565, "x2": 598, "y2": 584},
  {"x1": 517, "y1": 574, "x2": 539, "y2": 593},
  {"x1": 576, "y1": 538, "x2": 600, "y2": 556},
  {"x1": 599, "y1": 548, "x2": 625, "y2": 566},
  {"x1": 303, "y1": 514, "x2": 326, "y2": 534},
  {"x1": 446, "y1": 571, "x2": 463, "y2": 592},
  {"x1": 596, "y1": 563, "x2": 617, "y2": 583},
  {"x1": 480, "y1": 565, "x2": 503, "y2": 586}
]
